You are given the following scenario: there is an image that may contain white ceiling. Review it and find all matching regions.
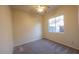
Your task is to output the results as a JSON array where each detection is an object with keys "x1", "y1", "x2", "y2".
[{"x1": 11, "y1": 5, "x2": 60, "y2": 15}]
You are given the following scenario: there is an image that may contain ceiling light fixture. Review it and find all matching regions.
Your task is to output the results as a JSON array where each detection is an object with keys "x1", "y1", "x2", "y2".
[{"x1": 36, "y1": 5, "x2": 46, "y2": 13}]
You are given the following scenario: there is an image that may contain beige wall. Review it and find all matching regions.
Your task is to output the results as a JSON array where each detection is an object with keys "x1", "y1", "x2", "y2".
[
  {"x1": 12, "y1": 9, "x2": 42, "y2": 46},
  {"x1": 78, "y1": 6, "x2": 79, "y2": 35},
  {"x1": 43, "y1": 6, "x2": 79, "y2": 50},
  {"x1": 0, "y1": 6, "x2": 13, "y2": 53}
]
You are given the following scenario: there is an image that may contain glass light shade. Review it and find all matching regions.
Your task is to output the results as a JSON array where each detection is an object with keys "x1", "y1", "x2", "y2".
[{"x1": 36, "y1": 5, "x2": 46, "y2": 13}]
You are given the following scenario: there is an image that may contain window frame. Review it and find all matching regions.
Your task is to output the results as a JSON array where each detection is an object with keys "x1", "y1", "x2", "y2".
[{"x1": 48, "y1": 14, "x2": 64, "y2": 33}]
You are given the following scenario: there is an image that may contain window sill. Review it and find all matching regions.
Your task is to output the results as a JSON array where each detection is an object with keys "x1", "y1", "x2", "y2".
[{"x1": 48, "y1": 32, "x2": 64, "y2": 34}]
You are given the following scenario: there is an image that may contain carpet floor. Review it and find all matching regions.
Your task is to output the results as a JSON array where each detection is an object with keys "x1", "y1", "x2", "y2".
[{"x1": 13, "y1": 39, "x2": 79, "y2": 54}]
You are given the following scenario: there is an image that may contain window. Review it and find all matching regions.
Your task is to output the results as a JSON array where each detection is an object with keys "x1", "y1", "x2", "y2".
[{"x1": 48, "y1": 15, "x2": 64, "y2": 32}]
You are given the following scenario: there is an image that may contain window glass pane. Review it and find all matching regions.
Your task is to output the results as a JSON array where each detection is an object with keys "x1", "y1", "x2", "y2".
[
  {"x1": 48, "y1": 18, "x2": 56, "y2": 32},
  {"x1": 56, "y1": 15, "x2": 64, "y2": 32}
]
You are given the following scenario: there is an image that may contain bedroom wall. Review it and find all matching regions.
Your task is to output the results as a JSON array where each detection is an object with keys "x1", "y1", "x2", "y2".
[
  {"x1": 12, "y1": 9, "x2": 42, "y2": 46},
  {"x1": 0, "y1": 5, "x2": 13, "y2": 53},
  {"x1": 43, "y1": 6, "x2": 79, "y2": 50}
]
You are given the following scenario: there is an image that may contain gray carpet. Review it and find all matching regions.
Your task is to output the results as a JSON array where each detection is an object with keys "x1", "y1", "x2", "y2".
[{"x1": 13, "y1": 39, "x2": 79, "y2": 54}]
